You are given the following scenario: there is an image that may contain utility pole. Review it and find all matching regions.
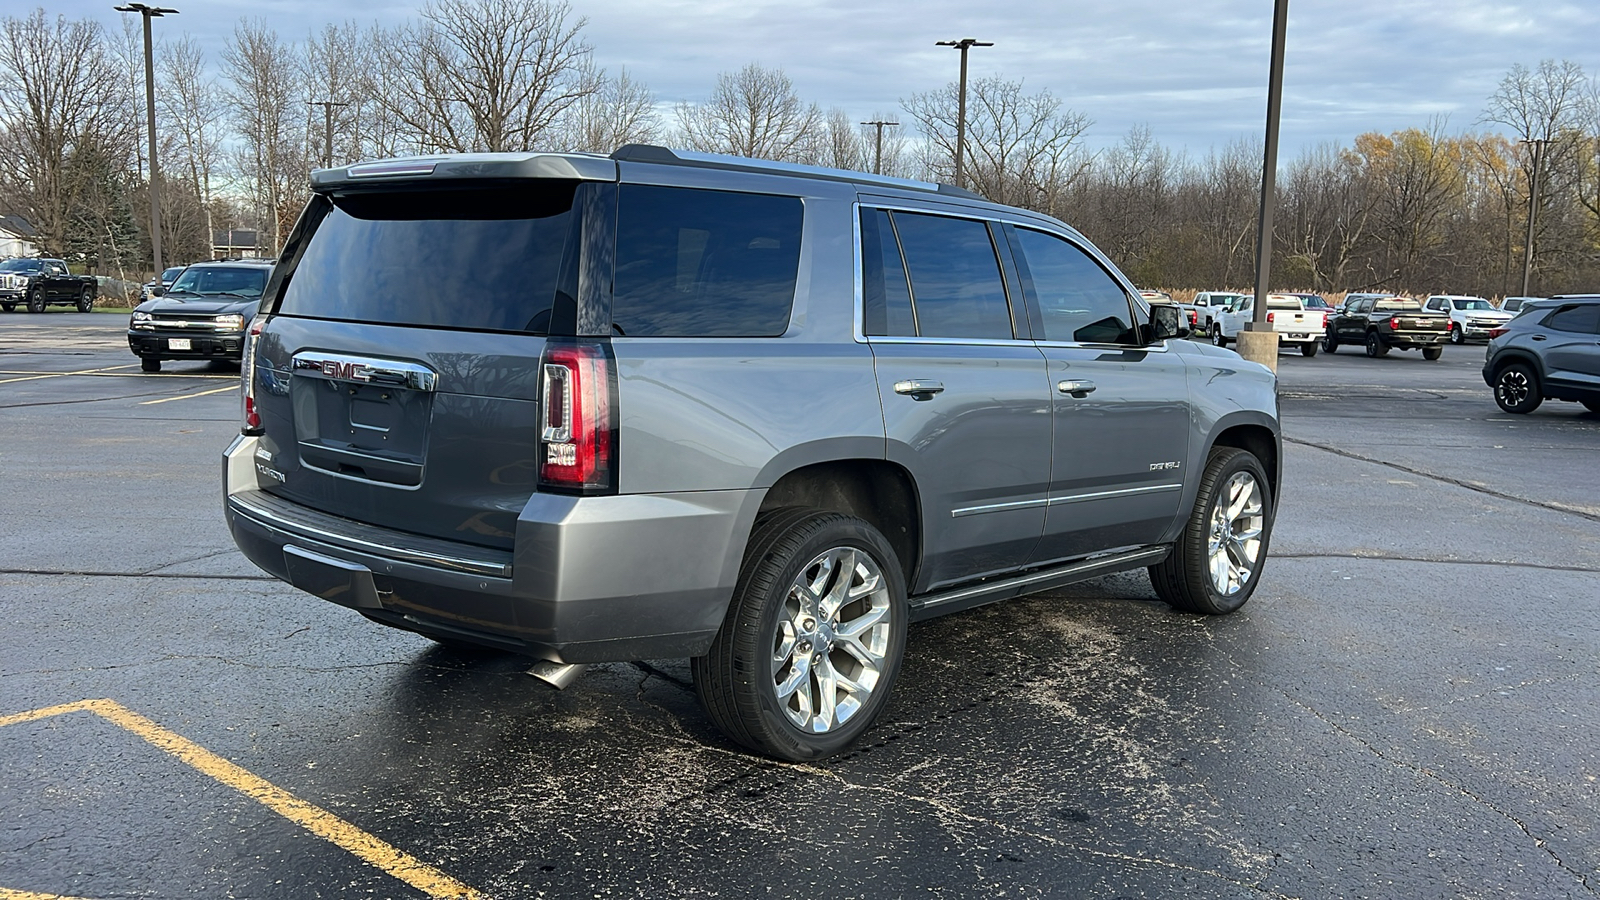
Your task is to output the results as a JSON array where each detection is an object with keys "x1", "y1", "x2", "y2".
[
  {"x1": 1238, "y1": 0, "x2": 1289, "y2": 372},
  {"x1": 1519, "y1": 138, "x2": 1547, "y2": 297},
  {"x1": 935, "y1": 38, "x2": 991, "y2": 188},
  {"x1": 115, "y1": 3, "x2": 178, "y2": 274},
  {"x1": 308, "y1": 100, "x2": 350, "y2": 169},
  {"x1": 861, "y1": 120, "x2": 899, "y2": 175}
]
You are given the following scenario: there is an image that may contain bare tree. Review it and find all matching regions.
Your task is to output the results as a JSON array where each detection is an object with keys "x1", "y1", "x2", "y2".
[
  {"x1": 559, "y1": 61, "x2": 658, "y2": 153},
  {"x1": 676, "y1": 63, "x2": 823, "y2": 162},
  {"x1": 0, "y1": 10, "x2": 129, "y2": 257},
  {"x1": 302, "y1": 22, "x2": 367, "y2": 166},
  {"x1": 159, "y1": 35, "x2": 224, "y2": 253},
  {"x1": 372, "y1": 0, "x2": 595, "y2": 153},
  {"x1": 902, "y1": 75, "x2": 1091, "y2": 209},
  {"x1": 223, "y1": 19, "x2": 306, "y2": 255}
]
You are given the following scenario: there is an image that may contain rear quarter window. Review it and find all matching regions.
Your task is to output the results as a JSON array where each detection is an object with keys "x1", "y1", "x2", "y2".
[{"x1": 610, "y1": 185, "x2": 803, "y2": 337}]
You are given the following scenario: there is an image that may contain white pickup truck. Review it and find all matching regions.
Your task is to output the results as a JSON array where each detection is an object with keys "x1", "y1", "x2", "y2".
[
  {"x1": 1184, "y1": 291, "x2": 1245, "y2": 333},
  {"x1": 1422, "y1": 295, "x2": 1514, "y2": 344},
  {"x1": 1211, "y1": 294, "x2": 1326, "y2": 356}
]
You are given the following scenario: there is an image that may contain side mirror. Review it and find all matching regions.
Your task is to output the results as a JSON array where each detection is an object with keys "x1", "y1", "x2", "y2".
[{"x1": 1149, "y1": 304, "x2": 1187, "y2": 342}]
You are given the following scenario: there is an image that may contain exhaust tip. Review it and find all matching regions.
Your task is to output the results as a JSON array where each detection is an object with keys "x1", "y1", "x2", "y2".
[{"x1": 526, "y1": 660, "x2": 589, "y2": 690}]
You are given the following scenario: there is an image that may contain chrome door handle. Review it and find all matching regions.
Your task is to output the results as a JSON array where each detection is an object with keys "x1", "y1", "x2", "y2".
[
  {"x1": 1058, "y1": 379, "x2": 1096, "y2": 398},
  {"x1": 893, "y1": 379, "x2": 945, "y2": 398}
]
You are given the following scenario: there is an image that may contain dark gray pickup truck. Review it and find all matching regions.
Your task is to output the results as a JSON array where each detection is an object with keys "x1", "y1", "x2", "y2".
[
  {"x1": 0, "y1": 258, "x2": 97, "y2": 313},
  {"x1": 225, "y1": 146, "x2": 1282, "y2": 760},
  {"x1": 1323, "y1": 296, "x2": 1449, "y2": 359}
]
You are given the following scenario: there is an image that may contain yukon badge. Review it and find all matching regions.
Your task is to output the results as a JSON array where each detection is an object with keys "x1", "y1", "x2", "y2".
[{"x1": 1149, "y1": 461, "x2": 1181, "y2": 471}]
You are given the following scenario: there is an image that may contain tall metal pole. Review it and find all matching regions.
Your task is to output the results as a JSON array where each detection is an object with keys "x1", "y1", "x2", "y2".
[
  {"x1": 1250, "y1": 0, "x2": 1288, "y2": 331},
  {"x1": 937, "y1": 39, "x2": 991, "y2": 188},
  {"x1": 861, "y1": 120, "x2": 899, "y2": 175},
  {"x1": 1519, "y1": 138, "x2": 1546, "y2": 297},
  {"x1": 116, "y1": 4, "x2": 177, "y2": 274}
]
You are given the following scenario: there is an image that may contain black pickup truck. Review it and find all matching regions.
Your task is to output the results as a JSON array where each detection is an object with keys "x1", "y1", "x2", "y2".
[
  {"x1": 1323, "y1": 296, "x2": 1449, "y2": 360},
  {"x1": 0, "y1": 258, "x2": 98, "y2": 313}
]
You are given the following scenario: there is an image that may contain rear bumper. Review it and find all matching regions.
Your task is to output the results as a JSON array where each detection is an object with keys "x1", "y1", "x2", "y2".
[
  {"x1": 1383, "y1": 331, "x2": 1448, "y2": 348},
  {"x1": 224, "y1": 434, "x2": 759, "y2": 663}
]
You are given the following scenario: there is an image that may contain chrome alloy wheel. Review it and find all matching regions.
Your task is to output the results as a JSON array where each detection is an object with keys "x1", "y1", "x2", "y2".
[
  {"x1": 772, "y1": 546, "x2": 892, "y2": 733},
  {"x1": 1496, "y1": 369, "x2": 1531, "y2": 408},
  {"x1": 1207, "y1": 471, "x2": 1265, "y2": 596}
]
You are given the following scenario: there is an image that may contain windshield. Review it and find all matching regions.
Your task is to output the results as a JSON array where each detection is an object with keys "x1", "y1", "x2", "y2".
[
  {"x1": 0, "y1": 259, "x2": 42, "y2": 273},
  {"x1": 168, "y1": 265, "x2": 268, "y2": 298},
  {"x1": 162, "y1": 267, "x2": 185, "y2": 281},
  {"x1": 1453, "y1": 298, "x2": 1494, "y2": 310}
]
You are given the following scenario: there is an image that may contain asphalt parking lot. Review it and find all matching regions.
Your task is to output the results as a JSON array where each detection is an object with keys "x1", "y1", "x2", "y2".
[{"x1": 3, "y1": 314, "x2": 1598, "y2": 899}]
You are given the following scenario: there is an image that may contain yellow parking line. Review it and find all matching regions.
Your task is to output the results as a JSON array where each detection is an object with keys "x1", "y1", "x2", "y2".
[
  {"x1": 0, "y1": 888, "x2": 94, "y2": 900},
  {"x1": 138, "y1": 384, "x2": 238, "y2": 405},
  {"x1": 0, "y1": 699, "x2": 485, "y2": 900},
  {"x1": 0, "y1": 365, "x2": 138, "y2": 385}
]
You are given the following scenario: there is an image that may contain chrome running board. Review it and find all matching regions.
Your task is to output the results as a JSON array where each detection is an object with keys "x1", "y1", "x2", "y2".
[{"x1": 909, "y1": 546, "x2": 1169, "y2": 622}]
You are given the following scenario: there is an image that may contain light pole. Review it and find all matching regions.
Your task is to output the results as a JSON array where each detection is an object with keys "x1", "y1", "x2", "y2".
[
  {"x1": 1518, "y1": 138, "x2": 1547, "y2": 297},
  {"x1": 308, "y1": 100, "x2": 349, "y2": 169},
  {"x1": 935, "y1": 38, "x2": 991, "y2": 188},
  {"x1": 1238, "y1": 0, "x2": 1289, "y2": 372},
  {"x1": 115, "y1": 3, "x2": 177, "y2": 275},
  {"x1": 861, "y1": 119, "x2": 899, "y2": 175}
]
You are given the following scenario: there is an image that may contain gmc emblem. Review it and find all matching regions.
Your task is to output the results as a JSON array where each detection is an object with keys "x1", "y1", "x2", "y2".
[{"x1": 320, "y1": 360, "x2": 370, "y2": 382}]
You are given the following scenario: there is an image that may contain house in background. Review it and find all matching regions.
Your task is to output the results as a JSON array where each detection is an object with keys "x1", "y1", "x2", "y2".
[
  {"x1": 212, "y1": 229, "x2": 261, "y2": 259},
  {"x1": 1, "y1": 215, "x2": 40, "y2": 258}
]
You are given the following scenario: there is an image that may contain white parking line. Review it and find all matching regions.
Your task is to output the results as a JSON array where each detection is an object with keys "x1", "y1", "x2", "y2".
[
  {"x1": 138, "y1": 385, "x2": 239, "y2": 405},
  {"x1": 0, "y1": 364, "x2": 139, "y2": 385}
]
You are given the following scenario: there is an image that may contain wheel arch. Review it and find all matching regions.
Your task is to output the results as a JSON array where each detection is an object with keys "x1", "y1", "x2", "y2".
[
  {"x1": 1205, "y1": 415, "x2": 1281, "y2": 502},
  {"x1": 756, "y1": 458, "x2": 922, "y2": 591},
  {"x1": 1489, "y1": 349, "x2": 1546, "y2": 385}
]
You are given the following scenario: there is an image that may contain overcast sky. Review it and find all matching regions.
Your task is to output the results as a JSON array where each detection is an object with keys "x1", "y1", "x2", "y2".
[{"x1": 48, "y1": 0, "x2": 1600, "y2": 157}]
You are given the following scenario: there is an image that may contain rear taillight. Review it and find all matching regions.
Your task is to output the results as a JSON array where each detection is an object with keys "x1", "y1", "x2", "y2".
[
  {"x1": 538, "y1": 340, "x2": 616, "y2": 494},
  {"x1": 1488, "y1": 327, "x2": 1509, "y2": 339},
  {"x1": 1390, "y1": 317, "x2": 1402, "y2": 330},
  {"x1": 1266, "y1": 312, "x2": 1275, "y2": 323},
  {"x1": 1187, "y1": 310, "x2": 1197, "y2": 325},
  {"x1": 241, "y1": 317, "x2": 264, "y2": 435}
]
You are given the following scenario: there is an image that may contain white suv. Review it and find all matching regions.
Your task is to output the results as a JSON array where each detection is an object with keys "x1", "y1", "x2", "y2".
[{"x1": 1424, "y1": 295, "x2": 1513, "y2": 345}]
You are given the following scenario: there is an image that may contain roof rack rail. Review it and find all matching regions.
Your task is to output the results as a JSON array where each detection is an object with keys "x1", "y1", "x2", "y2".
[{"x1": 609, "y1": 144, "x2": 984, "y2": 200}]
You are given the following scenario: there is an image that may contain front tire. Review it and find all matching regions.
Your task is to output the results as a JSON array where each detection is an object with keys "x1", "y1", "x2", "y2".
[
  {"x1": 140, "y1": 358, "x2": 162, "y2": 373},
  {"x1": 1212, "y1": 325, "x2": 1228, "y2": 347},
  {"x1": 693, "y1": 508, "x2": 907, "y2": 762},
  {"x1": 77, "y1": 288, "x2": 94, "y2": 312},
  {"x1": 1366, "y1": 331, "x2": 1389, "y2": 357},
  {"x1": 1493, "y1": 363, "x2": 1542, "y2": 414},
  {"x1": 26, "y1": 289, "x2": 44, "y2": 313},
  {"x1": 1149, "y1": 447, "x2": 1273, "y2": 615},
  {"x1": 1449, "y1": 324, "x2": 1464, "y2": 345}
]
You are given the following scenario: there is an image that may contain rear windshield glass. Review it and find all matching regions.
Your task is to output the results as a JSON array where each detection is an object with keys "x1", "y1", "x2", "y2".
[
  {"x1": 610, "y1": 185, "x2": 802, "y2": 337},
  {"x1": 278, "y1": 184, "x2": 577, "y2": 333},
  {"x1": 1375, "y1": 300, "x2": 1423, "y2": 311}
]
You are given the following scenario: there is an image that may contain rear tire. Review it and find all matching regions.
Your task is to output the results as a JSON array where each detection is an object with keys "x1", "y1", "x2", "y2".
[
  {"x1": 693, "y1": 508, "x2": 907, "y2": 762},
  {"x1": 1365, "y1": 331, "x2": 1389, "y2": 358},
  {"x1": 1300, "y1": 341, "x2": 1318, "y2": 357},
  {"x1": 1149, "y1": 447, "x2": 1274, "y2": 615},
  {"x1": 140, "y1": 358, "x2": 162, "y2": 373},
  {"x1": 1323, "y1": 330, "x2": 1338, "y2": 353},
  {"x1": 1422, "y1": 347, "x2": 1443, "y2": 361},
  {"x1": 1493, "y1": 363, "x2": 1541, "y2": 414}
]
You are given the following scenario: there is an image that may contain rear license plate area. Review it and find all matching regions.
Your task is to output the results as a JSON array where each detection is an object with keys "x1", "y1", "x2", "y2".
[{"x1": 290, "y1": 355, "x2": 435, "y2": 487}]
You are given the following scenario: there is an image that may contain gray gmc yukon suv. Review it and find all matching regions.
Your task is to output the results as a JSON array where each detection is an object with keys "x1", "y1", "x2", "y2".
[{"x1": 225, "y1": 146, "x2": 1281, "y2": 760}]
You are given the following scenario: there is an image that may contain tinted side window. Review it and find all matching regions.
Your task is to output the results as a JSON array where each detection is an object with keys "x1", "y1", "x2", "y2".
[
  {"x1": 890, "y1": 212, "x2": 1014, "y2": 340},
  {"x1": 611, "y1": 185, "x2": 802, "y2": 337},
  {"x1": 861, "y1": 208, "x2": 915, "y2": 336},
  {"x1": 1543, "y1": 304, "x2": 1600, "y2": 334},
  {"x1": 1014, "y1": 228, "x2": 1136, "y2": 344}
]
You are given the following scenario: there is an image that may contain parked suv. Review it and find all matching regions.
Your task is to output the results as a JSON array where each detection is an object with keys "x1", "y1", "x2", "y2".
[
  {"x1": 225, "y1": 146, "x2": 1282, "y2": 761},
  {"x1": 128, "y1": 259, "x2": 273, "y2": 372},
  {"x1": 1483, "y1": 296, "x2": 1600, "y2": 414}
]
